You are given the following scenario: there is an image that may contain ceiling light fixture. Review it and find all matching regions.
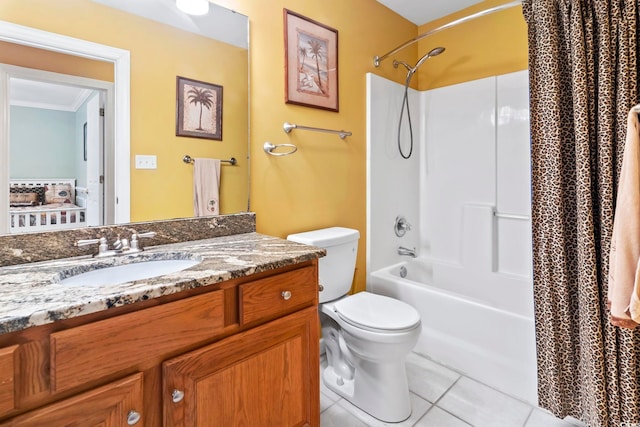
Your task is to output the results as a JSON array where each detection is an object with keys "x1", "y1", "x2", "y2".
[{"x1": 176, "y1": 0, "x2": 209, "y2": 16}]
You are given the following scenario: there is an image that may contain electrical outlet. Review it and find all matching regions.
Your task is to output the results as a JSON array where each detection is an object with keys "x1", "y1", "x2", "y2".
[{"x1": 135, "y1": 155, "x2": 157, "y2": 169}]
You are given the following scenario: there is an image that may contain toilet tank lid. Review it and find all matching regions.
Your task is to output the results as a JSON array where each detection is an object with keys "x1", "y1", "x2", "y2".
[{"x1": 287, "y1": 227, "x2": 360, "y2": 247}]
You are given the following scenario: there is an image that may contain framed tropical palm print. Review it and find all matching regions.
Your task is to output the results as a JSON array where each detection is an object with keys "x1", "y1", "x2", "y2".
[
  {"x1": 176, "y1": 76, "x2": 223, "y2": 140},
  {"x1": 284, "y1": 9, "x2": 339, "y2": 112}
]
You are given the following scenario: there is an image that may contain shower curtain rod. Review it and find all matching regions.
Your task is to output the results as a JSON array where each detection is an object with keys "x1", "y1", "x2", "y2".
[{"x1": 373, "y1": 0, "x2": 523, "y2": 67}]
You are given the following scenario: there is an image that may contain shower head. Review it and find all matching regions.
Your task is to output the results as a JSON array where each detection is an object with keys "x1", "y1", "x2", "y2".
[
  {"x1": 393, "y1": 46, "x2": 446, "y2": 85},
  {"x1": 411, "y1": 46, "x2": 446, "y2": 74},
  {"x1": 428, "y1": 46, "x2": 446, "y2": 57}
]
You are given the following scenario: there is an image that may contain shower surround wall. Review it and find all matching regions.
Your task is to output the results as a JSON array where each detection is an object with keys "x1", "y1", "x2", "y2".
[{"x1": 366, "y1": 71, "x2": 537, "y2": 403}]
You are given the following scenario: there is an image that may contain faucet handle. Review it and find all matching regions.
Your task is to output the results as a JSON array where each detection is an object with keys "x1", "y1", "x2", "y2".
[
  {"x1": 75, "y1": 238, "x2": 101, "y2": 247},
  {"x1": 75, "y1": 237, "x2": 109, "y2": 256},
  {"x1": 130, "y1": 231, "x2": 156, "y2": 251},
  {"x1": 394, "y1": 216, "x2": 412, "y2": 237},
  {"x1": 136, "y1": 231, "x2": 157, "y2": 239}
]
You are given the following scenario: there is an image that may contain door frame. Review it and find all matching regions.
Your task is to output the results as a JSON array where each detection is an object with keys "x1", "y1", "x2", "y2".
[
  {"x1": 0, "y1": 20, "x2": 130, "y2": 234},
  {"x1": 2, "y1": 66, "x2": 113, "y2": 227},
  {"x1": 85, "y1": 87, "x2": 107, "y2": 226}
]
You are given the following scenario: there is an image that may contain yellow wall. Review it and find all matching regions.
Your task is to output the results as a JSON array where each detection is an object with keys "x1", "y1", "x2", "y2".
[
  {"x1": 0, "y1": 0, "x2": 248, "y2": 220},
  {"x1": 0, "y1": 42, "x2": 114, "y2": 81},
  {"x1": 212, "y1": 0, "x2": 416, "y2": 293},
  {"x1": 213, "y1": 0, "x2": 526, "y2": 293},
  {"x1": 416, "y1": 0, "x2": 528, "y2": 90}
]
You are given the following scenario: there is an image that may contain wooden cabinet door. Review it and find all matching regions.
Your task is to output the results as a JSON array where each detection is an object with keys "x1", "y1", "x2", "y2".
[
  {"x1": 0, "y1": 345, "x2": 18, "y2": 417},
  {"x1": 163, "y1": 306, "x2": 319, "y2": 427},
  {"x1": 1, "y1": 373, "x2": 143, "y2": 427}
]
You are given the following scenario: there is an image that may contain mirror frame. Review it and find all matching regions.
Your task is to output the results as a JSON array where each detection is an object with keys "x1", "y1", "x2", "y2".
[{"x1": 0, "y1": 20, "x2": 131, "y2": 234}]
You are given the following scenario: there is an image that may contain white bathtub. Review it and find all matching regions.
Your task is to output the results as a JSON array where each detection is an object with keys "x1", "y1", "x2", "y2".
[{"x1": 368, "y1": 258, "x2": 538, "y2": 404}]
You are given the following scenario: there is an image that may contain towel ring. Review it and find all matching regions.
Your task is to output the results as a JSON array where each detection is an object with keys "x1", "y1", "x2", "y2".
[{"x1": 263, "y1": 141, "x2": 298, "y2": 157}]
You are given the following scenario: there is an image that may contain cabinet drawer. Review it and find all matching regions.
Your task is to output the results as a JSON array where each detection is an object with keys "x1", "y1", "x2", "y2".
[
  {"x1": 0, "y1": 373, "x2": 143, "y2": 427},
  {"x1": 239, "y1": 266, "x2": 317, "y2": 325},
  {"x1": 51, "y1": 290, "x2": 224, "y2": 393},
  {"x1": 0, "y1": 345, "x2": 18, "y2": 416}
]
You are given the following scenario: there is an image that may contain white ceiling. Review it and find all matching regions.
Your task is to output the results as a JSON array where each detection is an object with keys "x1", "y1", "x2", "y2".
[
  {"x1": 10, "y1": 79, "x2": 93, "y2": 112},
  {"x1": 91, "y1": 0, "x2": 248, "y2": 49},
  {"x1": 376, "y1": 0, "x2": 485, "y2": 25}
]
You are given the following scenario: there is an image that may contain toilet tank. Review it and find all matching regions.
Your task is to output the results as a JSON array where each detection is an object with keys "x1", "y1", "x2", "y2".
[{"x1": 287, "y1": 227, "x2": 360, "y2": 303}]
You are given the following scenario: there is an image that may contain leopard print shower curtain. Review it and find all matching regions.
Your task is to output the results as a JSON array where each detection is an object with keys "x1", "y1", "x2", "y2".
[{"x1": 523, "y1": 0, "x2": 640, "y2": 425}]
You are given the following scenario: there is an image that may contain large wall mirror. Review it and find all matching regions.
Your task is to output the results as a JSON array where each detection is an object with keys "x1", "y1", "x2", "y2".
[{"x1": 0, "y1": 0, "x2": 249, "y2": 235}]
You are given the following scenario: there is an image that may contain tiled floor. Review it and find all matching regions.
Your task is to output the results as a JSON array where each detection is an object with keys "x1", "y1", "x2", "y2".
[{"x1": 320, "y1": 352, "x2": 585, "y2": 427}]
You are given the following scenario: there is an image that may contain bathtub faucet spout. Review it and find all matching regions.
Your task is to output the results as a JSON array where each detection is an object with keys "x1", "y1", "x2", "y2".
[{"x1": 397, "y1": 246, "x2": 417, "y2": 257}]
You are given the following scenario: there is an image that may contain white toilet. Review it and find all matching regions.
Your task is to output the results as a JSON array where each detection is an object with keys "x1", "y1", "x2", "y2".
[{"x1": 287, "y1": 227, "x2": 421, "y2": 423}]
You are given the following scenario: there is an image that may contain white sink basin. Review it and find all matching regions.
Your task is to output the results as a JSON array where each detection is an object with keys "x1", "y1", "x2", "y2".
[{"x1": 57, "y1": 258, "x2": 201, "y2": 286}]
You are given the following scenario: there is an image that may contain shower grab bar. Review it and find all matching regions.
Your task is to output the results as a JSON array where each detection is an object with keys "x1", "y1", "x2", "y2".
[
  {"x1": 263, "y1": 141, "x2": 298, "y2": 157},
  {"x1": 183, "y1": 154, "x2": 237, "y2": 166},
  {"x1": 283, "y1": 122, "x2": 352, "y2": 140},
  {"x1": 494, "y1": 211, "x2": 530, "y2": 221},
  {"x1": 373, "y1": 0, "x2": 522, "y2": 67}
]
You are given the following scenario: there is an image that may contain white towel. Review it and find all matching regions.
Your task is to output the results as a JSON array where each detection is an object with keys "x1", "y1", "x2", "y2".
[{"x1": 193, "y1": 158, "x2": 221, "y2": 216}]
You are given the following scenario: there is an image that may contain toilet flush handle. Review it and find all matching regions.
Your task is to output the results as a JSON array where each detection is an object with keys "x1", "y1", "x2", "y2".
[{"x1": 282, "y1": 290, "x2": 292, "y2": 300}]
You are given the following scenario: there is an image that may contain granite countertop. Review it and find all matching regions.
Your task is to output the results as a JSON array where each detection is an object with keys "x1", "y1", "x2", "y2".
[{"x1": 0, "y1": 232, "x2": 325, "y2": 335}]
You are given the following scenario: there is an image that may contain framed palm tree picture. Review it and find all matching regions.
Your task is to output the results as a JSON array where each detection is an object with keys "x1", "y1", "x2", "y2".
[
  {"x1": 176, "y1": 76, "x2": 223, "y2": 140},
  {"x1": 284, "y1": 9, "x2": 338, "y2": 112}
]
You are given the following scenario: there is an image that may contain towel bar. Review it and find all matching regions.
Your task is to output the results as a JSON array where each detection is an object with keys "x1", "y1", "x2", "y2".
[
  {"x1": 183, "y1": 155, "x2": 237, "y2": 165},
  {"x1": 283, "y1": 122, "x2": 352, "y2": 139}
]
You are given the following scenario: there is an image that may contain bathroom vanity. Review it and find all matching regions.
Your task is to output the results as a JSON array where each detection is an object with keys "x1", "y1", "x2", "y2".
[{"x1": 0, "y1": 226, "x2": 324, "y2": 426}]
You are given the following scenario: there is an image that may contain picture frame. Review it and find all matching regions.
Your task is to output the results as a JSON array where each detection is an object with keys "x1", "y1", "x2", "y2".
[
  {"x1": 284, "y1": 9, "x2": 339, "y2": 112},
  {"x1": 83, "y1": 122, "x2": 87, "y2": 161},
  {"x1": 176, "y1": 76, "x2": 223, "y2": 140}
]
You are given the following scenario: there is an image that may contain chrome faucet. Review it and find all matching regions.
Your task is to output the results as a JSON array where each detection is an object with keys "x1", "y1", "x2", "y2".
[
  {"x1": 397, "y1": 246, "x2": 416, "y2": 258},
  {"x1": 75, "y1": 232, "x2": 157, "y2": 257}
]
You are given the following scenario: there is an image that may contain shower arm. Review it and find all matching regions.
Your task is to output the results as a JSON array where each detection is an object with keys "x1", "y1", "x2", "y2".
[{"x1": 373, "y1": 0, "x2": 522, "y2": 67}]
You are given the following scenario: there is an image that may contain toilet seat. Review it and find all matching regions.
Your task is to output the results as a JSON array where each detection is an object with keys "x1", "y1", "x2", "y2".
[{"x1": 333, "y1": 292, "x2": 420, "y2": 333}]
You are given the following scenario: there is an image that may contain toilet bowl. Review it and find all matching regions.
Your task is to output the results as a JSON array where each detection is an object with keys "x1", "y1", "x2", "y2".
[
  {"x1": 287, "y1": 227, "x2": 422, "y2": 422},
  {"x1": 321, "y1": 292, "x2": 421, "y2": 422}
]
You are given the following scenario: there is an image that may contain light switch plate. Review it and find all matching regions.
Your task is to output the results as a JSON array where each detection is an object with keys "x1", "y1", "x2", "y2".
[{"x1": 135, "y1": 155, "x2": 157, "y2": 169}]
